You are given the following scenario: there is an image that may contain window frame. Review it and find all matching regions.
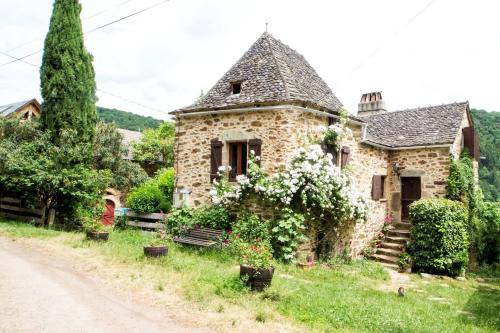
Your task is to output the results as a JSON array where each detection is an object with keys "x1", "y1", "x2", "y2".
[
  {"x1": 231, "y1": 82, "x2": 242, "y2": 95},
  {"x1": 227, "y1": 141, "x2": 248, "y2": 181}
]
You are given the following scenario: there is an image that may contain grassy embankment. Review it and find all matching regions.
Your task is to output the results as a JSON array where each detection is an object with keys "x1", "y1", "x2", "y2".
[{"x1": 0, "y1": 219, "x2": 498, "y2": 333}]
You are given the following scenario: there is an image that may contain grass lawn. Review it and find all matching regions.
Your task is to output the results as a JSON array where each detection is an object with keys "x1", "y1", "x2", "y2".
[{"x1": 0, "y1": 219, "x2": 499, "y2": 333}]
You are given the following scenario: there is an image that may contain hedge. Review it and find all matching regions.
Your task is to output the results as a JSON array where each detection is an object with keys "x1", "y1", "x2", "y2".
[
  {"x1": 126, "y1": 180, "x2": 170, "y2": 214},
  {"x1": 408, "y1": 199, "x2": 469, "y2": 276}
]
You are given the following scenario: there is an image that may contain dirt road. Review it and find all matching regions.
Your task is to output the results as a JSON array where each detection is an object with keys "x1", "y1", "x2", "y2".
[{"x1": 0, "y1": 237, "x2": 211, "y2": 333}]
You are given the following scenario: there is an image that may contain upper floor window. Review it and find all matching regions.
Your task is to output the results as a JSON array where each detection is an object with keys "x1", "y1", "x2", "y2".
[{"x1": 231, "y1": 82, "x2": 241, "y2": 95}]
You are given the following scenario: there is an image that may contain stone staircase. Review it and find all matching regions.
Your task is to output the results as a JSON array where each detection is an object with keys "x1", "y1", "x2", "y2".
[{"x1": 371, "y1": 222, "x2": 411, "y2": 270}]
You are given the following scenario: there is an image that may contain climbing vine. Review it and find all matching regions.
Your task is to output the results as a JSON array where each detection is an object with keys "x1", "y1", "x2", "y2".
[{"x1": 445, "y1": 151, "x2": 483, "y2": 256}]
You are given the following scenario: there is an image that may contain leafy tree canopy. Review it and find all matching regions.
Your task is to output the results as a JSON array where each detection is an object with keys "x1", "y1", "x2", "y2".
[
  {"x1": 132, "y1": 121, "x2": 175, "y2": 167},
  {"x1": 97, "y1": 106, "x2": 162, "y2": 131},
  {"x1": 93, "y1": 122, "x2": 149, "y2": 191},
  {"x1": 471, "y1": 109, "x2": 499, "y2": 202}
]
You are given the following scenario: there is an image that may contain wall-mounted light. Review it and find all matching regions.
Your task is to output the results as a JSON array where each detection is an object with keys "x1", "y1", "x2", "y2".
[{"x1": 392, "y1": 162, "x2": 404, "y2": 176}]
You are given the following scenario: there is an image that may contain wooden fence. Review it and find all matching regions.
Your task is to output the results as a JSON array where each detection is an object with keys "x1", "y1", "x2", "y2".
[
  {"x1": 0, "y1": 197, "x2": 45, "y2": 224},
  {"x1": 0, "y1": 197, "x2": 166, "y2": 230},
  {"x1": 124, "y1": 211, "x2": 167, "y2": 230}
]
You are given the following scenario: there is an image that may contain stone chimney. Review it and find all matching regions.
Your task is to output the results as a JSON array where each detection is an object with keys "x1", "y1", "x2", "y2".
[{"x1": 358, "y1": 92, "x2": 386, "y2": 116}]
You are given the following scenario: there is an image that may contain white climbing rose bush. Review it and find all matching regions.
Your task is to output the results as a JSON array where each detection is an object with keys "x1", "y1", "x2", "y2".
[{"x1": 210, "y1": 144, "x2": 367, "y2": 225}]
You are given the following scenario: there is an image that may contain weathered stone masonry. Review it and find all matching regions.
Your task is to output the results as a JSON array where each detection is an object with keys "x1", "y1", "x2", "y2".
[{"x1": 172, "y1": 32, "x2": 479, "y2": 259}]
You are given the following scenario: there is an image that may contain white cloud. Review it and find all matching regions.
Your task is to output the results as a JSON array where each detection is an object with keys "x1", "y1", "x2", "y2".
[{"x1": 0, "y1": 0, "x2": 499, "y2": 121}]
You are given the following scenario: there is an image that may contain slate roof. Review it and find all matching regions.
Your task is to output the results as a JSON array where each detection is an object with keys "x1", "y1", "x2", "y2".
[
  {"x1": 364, "y1": 102, "x2": 469, "y2": 148},
  {"x1": 0, "y1": 99, "x2": 39, "y2": 117},
  {"x1": 174, "y1": 32, "x2": 343, "y2": 114},
  {"x1": 117, "y1": 128, "x2": 143, "y2": 160}
]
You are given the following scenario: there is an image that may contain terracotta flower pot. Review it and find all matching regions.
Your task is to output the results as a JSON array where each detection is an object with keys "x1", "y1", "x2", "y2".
[
  {"x1": 240, "y1": 265, "x2": 274, "y2": 291},
  {"x1": 86, "y1": 231, "x2": 109, "y2": 241},
  {"x1": 144, "y1": 246, "x2": 168, "y2": 257}
]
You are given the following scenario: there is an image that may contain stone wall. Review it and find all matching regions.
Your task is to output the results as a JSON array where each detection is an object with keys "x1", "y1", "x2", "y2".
[
  {"x1": 174, "y1": 108, "x2": 313, "y2": 206},
  {"x1": 332, "y1": 124, "x2": 389, "y2": 257},
  {"x1": 387, "y1": 147, "x2": 451, "y2": 221}
]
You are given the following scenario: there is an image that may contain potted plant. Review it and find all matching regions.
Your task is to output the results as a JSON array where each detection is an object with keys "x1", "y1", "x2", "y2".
[
  {"x1": 235, "y1": 239, "x2": 275, "y2": 291},
  {"x1": 83, "y1": 217, "x2": 111, "y2": 241},
  {"x1": 144, "y1": 228, "x2": 169, "y2": 257}
]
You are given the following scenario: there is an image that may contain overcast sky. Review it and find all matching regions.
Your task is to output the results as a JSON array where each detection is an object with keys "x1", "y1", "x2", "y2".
[{"x1": 0, "y1": 0, "x2": 499, "y2": 120}]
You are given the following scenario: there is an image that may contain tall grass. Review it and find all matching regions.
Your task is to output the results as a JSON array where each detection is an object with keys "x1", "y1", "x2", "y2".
[{"x1": 0, "y1": 220, "x2": 498, "y2": 333}]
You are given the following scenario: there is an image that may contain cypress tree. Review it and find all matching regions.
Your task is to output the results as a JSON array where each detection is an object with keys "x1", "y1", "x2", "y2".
[{"x1": 40, "y1": 0, "x2": 97, "y2": 145}]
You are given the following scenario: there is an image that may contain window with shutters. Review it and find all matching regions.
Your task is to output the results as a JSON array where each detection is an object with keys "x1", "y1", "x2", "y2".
[
  {"x1": 228, "y1": 142, "x2": 248, "y2": 180},
  {"x1": 340, "y1": 147, "x2": 350, "y2": 169}
]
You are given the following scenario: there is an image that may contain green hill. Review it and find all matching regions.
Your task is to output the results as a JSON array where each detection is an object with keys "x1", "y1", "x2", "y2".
[
  {"x1": 97, "y1": 106, "x2": 162, "y2": 131},
  {"x1": 471, "y1": 108, "x2": 500, "y2": 202}
]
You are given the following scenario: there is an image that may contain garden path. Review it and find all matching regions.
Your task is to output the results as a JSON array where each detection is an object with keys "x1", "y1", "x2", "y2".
[{"x1": 0, "y1": 237, "x2": 211, "y2": 333}]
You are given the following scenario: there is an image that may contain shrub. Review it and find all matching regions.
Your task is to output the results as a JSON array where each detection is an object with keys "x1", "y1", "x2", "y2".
[
  {"x1": 231, "y1": 213, "x2": 270, "y2": 243},
  {"x1": 167, "y1": 206, "x2": 231, "y2": 236},
  {"x1": 167, "y1": 207, "x2": 194, "y2": 236},
  {"x1": 270, "y1": 209, "x2": 306, "y2": 262},
  {"x1": 408, "y1": 199, "x2": 469, "y2": 276},
  {"x1": 193, "y1": 205, "x2": 231, "y2": 230},
  {"x1": 157, "y1": 167, "x2": 175, "y2": 199},
  {"x1": 477, "y1": 201, "x2": 500, "y2": 264},
  {"x1": 126, "y1": 180, "x2": 170, "y2": 214}
]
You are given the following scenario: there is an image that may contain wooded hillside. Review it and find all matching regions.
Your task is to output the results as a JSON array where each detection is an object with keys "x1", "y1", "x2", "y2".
[
  {"x1": 97, "y1": 106, "x2": 162, "y2": 131},
  {"x1": 471, "y1": 109, "x2": 499, "y2": 202}
]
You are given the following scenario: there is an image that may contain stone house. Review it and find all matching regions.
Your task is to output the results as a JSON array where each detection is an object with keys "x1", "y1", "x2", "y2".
[{"x1": 171, "y1": 33, "x2": 480, "y2": 258}]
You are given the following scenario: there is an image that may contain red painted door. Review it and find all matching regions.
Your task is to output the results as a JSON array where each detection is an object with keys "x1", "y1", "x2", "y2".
[{"x1": 101, "y1": 200, "x2": 115, "y2": 226}]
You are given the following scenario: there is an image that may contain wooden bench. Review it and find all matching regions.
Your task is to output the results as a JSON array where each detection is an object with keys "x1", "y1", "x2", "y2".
[{"x1": 173, "y1": 227, "x2": 224, "y2": 247}]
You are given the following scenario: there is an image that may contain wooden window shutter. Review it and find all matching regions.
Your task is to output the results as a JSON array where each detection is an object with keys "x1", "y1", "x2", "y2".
[
  {"x1": 372, "y1": 175, "x2": 382, "y2": 200},
  {"x1": 341, "y1": 147, "x2": 350, "y2": 169},
  {"x1": 248, "y1": 138, "x2": 262, "y2": 166},
  {"x1": 210, "y1": 139, "x2": 223, "y2": 182},
  {"x1": 462, "y1": 127, "x2": 474, "y2": 157},
  {"x1": 473, "y1": 132, "x2": 480, "y2": 161}
]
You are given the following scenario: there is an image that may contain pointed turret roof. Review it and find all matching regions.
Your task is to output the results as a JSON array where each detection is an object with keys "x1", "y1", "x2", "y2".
[{"x1": 174, "y1": 33, "x2": 342, "y2": 114}]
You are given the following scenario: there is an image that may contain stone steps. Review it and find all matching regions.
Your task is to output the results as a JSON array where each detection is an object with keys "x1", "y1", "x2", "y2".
[
  {"x1": 394, "y1": 222, "x2": 411, "y2": 230},
  {"x1": 384, "y1": 236, "x2": 409, "y2": 245},
  {"x1": 376, "y1": 247, "x2": 403, "y2": 257},
  {"x1": 388, "y1": 229, "x2": 410, "y2": 238},
  {"x1": 371, "y1": 253, "x2": 399, "y2": 264},
  {"x1": 379, "y1": 242, "x2": 405, "y2": 251},
  {"x1": 372, "y1": 225, "x2": 411, "y2": 269}
]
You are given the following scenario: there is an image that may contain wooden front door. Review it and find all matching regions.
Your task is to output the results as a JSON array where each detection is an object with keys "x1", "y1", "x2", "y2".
[{"x1": 401, "y1": 177, "x2": 421, "y2": 221}]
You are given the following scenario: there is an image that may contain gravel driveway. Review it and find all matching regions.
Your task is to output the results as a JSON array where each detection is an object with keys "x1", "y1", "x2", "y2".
[{"x1": 0, "y1": 238, "x2": 210, "y2": 333}]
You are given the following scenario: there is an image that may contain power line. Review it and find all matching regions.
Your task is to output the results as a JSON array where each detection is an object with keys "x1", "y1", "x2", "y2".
[
  {"x1": 97, "y1": 89, "x2": 170, "y2": 117},
  {"x1": 0, "y1": 48, "x2": 170, "y2": 116},
  {"x1": 0, "y1": 0, "x2": 170, "y2": 68},
  {"x1": 0, "y1": 1, "x2": 171, "y2": 117},
  {"x1": 4, "y1": 0, "x2": 138, "y2": 54},
  {"x1": 345, "y1": 0, "x2": 437, "y2": 78},
  {"x1": 317, "y1": 0, "x2": 438, "y2": 111}
]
